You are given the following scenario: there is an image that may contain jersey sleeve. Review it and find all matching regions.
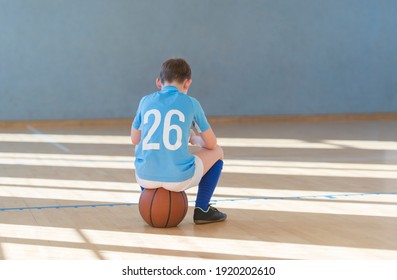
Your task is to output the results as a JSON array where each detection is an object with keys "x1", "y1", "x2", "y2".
[
  {"x1": 191, "y1": 97, "x2": 210, "y2": 133},
  {"x1": 132, "y1": 96, "x2": 146, "y2": 130}
]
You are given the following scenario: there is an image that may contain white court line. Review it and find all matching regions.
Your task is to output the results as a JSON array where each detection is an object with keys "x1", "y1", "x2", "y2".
[
  {"x1": 3, "y1": 132, "x2": 397, "y2": 150},
  {"x1": 0, "y1": 243, "x2": 98, "y2": 260},
  {"x1": 1, "y1": 176, "x2": 396, "y2": 203},
  {"x1": 1, "y1": 185, "x2": 395, "y2": 217},
  {"x1": 27, "y1": 126, "x2": 71, "y2": 153},
  {"x1": 81, "y1": 229, "x2": 397, "y2": 259},
  {"x1": 1, "y1": 176, "x2": 396, "y2": 217},
  {"x1": 2, "y1": 152, "x2": 397, "y2": 171},
  {"x1": 2, "y1": 152, "x2": 397, "y2": 178},
  {"x1": 1, "y1": 224, "x2": 396, "y2": 259}
]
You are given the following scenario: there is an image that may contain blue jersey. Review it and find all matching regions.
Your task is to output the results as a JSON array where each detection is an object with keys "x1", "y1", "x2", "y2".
[{"x1": 132, "y1": 86, "x2": 210, "y2": 182}]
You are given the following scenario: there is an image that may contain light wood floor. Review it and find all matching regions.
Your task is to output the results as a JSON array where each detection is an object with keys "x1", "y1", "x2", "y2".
[{"x1": 0, "y1": 119, "x2": 396, "y2": 259}]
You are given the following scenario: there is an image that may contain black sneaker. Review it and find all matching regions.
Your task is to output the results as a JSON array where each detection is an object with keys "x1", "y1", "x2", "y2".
[{"x1": 194, "y1": 205, "x2": 227, "y2": 224}]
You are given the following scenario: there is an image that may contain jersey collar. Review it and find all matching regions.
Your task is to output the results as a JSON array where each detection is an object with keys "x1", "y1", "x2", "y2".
[{"x1": 160, "y1": 85, "x2": 179, "y2": 94}]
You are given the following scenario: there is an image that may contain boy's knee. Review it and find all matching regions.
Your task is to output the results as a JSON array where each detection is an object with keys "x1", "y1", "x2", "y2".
[{"x1": 216, "y1": 145, "x2": 224, "y2": 159}]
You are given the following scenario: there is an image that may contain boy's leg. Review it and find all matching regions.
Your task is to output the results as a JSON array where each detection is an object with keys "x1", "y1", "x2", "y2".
[
  {"x1": 194, "y1": 159, "x2": 223, "y2": 209},
  {"x1": 193, "y1": 145, "x2": 224, "y2": 175},
  {"x1": 193, "y1": 146, "x2": 227, "y2": 224}
]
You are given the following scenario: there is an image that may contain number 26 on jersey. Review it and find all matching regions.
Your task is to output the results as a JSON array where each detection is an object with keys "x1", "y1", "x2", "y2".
[{"x1": 142, "y1": 109, "x2": 185, "y2": 151}]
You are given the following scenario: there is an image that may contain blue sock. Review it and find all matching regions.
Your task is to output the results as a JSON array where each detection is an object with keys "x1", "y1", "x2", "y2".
[{"x1": 195, "y1": 160, "x2": 223, "y2": 211}]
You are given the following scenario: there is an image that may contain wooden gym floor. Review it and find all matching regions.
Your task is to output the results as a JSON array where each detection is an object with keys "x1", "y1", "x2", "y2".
[{"x1": 0, "y1": 118, "x2": 396, "y2": 259}]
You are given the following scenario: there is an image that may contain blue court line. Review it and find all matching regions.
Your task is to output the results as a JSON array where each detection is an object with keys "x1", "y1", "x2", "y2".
[
  {"x1": 0, "y1": 192, "x2": 396, "y2": 212},
  {"x1": 0, "y1": 203, "x2": 137, "y2": 212},
  {"x1": 210, "y1": 192, "x2": 397, "y2": 203}
]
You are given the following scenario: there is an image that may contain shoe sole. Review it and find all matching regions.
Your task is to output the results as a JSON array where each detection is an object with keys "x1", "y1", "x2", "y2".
[{"x1": 193, "y1": 217, "x2": 227, "y2": 225}]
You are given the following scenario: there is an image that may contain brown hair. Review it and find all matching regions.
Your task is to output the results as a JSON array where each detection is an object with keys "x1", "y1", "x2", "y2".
[{"x1": 159, "y1": 58, "x2": 192, "y2": 84}]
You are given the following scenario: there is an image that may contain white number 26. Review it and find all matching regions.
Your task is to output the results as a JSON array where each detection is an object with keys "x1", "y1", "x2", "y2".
[{"x1": 142, "y1": 109, "x2": 185, "y2": 151}]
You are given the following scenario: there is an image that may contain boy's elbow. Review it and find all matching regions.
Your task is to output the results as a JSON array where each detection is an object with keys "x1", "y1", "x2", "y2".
[
  {"x1": 205, "y1": 144, "x2": 216, "y2": 150},
  {"x1": 131, "y1": 137, "x2": 140, "y2": 145},
  {"x1": 131, "y1": 128, "x2": 141, "y2": 145},
  {"x1": 204, "y1": 139, "x2": 218, "y2": 150}
]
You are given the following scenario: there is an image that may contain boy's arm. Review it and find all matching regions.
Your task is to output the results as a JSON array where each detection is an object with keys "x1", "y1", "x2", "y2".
[
  {"x1": 131, "y1": 126, "x2": 141, "y2": 145},
  {"x1": 200, "y1": 127, "x2": 218, "y2": 150},
  {"x1": 190, "y1": 97, "x2": 217, "y2": 149},
  {"x1": 131, "y1": 96, "x2": 146, "y2": 145}
]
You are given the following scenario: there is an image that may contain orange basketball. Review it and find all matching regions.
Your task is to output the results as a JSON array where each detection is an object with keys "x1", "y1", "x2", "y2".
[{"x1": 139, "y1": 188, "x2": 188, "y2": 228}]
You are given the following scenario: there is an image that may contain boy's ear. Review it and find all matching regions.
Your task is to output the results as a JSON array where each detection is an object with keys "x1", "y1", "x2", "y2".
[
  {"x1": 156, "y1": 77, "x2": 162, "y2": 89},
  {"x1": 184, "y1": 79, "x2": 192, "y2": 90}
]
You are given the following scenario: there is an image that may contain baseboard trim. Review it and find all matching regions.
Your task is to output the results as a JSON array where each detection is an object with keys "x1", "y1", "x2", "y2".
[{"x1": 1, "y1": 113, "x2": 397, "y2": 127}]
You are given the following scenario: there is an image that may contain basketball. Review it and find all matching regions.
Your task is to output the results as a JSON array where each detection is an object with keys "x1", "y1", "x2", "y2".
[{"x1": 139, "y1": 188, "x2": 188, "y2": 228}]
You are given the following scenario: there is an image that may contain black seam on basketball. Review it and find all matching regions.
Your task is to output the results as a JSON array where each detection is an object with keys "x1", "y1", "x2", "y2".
[
  {"x1": 165, "y1": 190, "x2": 172, "y2": 228},
  {"x1": 149, "y1": 189, "x2": 158, "y2": 227}
]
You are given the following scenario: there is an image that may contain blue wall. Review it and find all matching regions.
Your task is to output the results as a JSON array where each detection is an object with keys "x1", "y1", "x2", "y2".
[{"x1": 1, "y1": 0, "x2": 396, "y2": 121}]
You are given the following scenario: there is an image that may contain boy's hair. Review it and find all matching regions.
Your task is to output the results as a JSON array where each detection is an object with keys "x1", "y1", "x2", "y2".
[{"x1": 159, "y1": 58, "x2": 192, "y2": 84}]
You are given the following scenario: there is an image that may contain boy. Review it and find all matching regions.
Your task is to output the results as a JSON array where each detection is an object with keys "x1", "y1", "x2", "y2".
[{"x1": 131, "y1": 58, "x2": 226, "y2": 224}]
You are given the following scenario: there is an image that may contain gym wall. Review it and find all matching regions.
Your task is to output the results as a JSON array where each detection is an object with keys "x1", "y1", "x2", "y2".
[{"x1": 1, "y1": 0, "x2": 396, "y2": 121}]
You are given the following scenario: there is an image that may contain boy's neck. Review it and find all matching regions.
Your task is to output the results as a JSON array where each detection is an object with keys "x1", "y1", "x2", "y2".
[
  {"x1": 161, "y1": 82, "x2": 186, "y2": 93},
  {"x1": 162, "y1": 82, "x2": 187, "y2": 94}
]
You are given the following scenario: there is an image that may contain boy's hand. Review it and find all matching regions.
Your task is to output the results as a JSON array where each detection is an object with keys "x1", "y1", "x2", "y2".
[
  {"x1": 189, "y1": 129, "x2": 206, "y2": 147},
  {"x1": 190, "y1": 135, "x2": 205, "y2": 148}
]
